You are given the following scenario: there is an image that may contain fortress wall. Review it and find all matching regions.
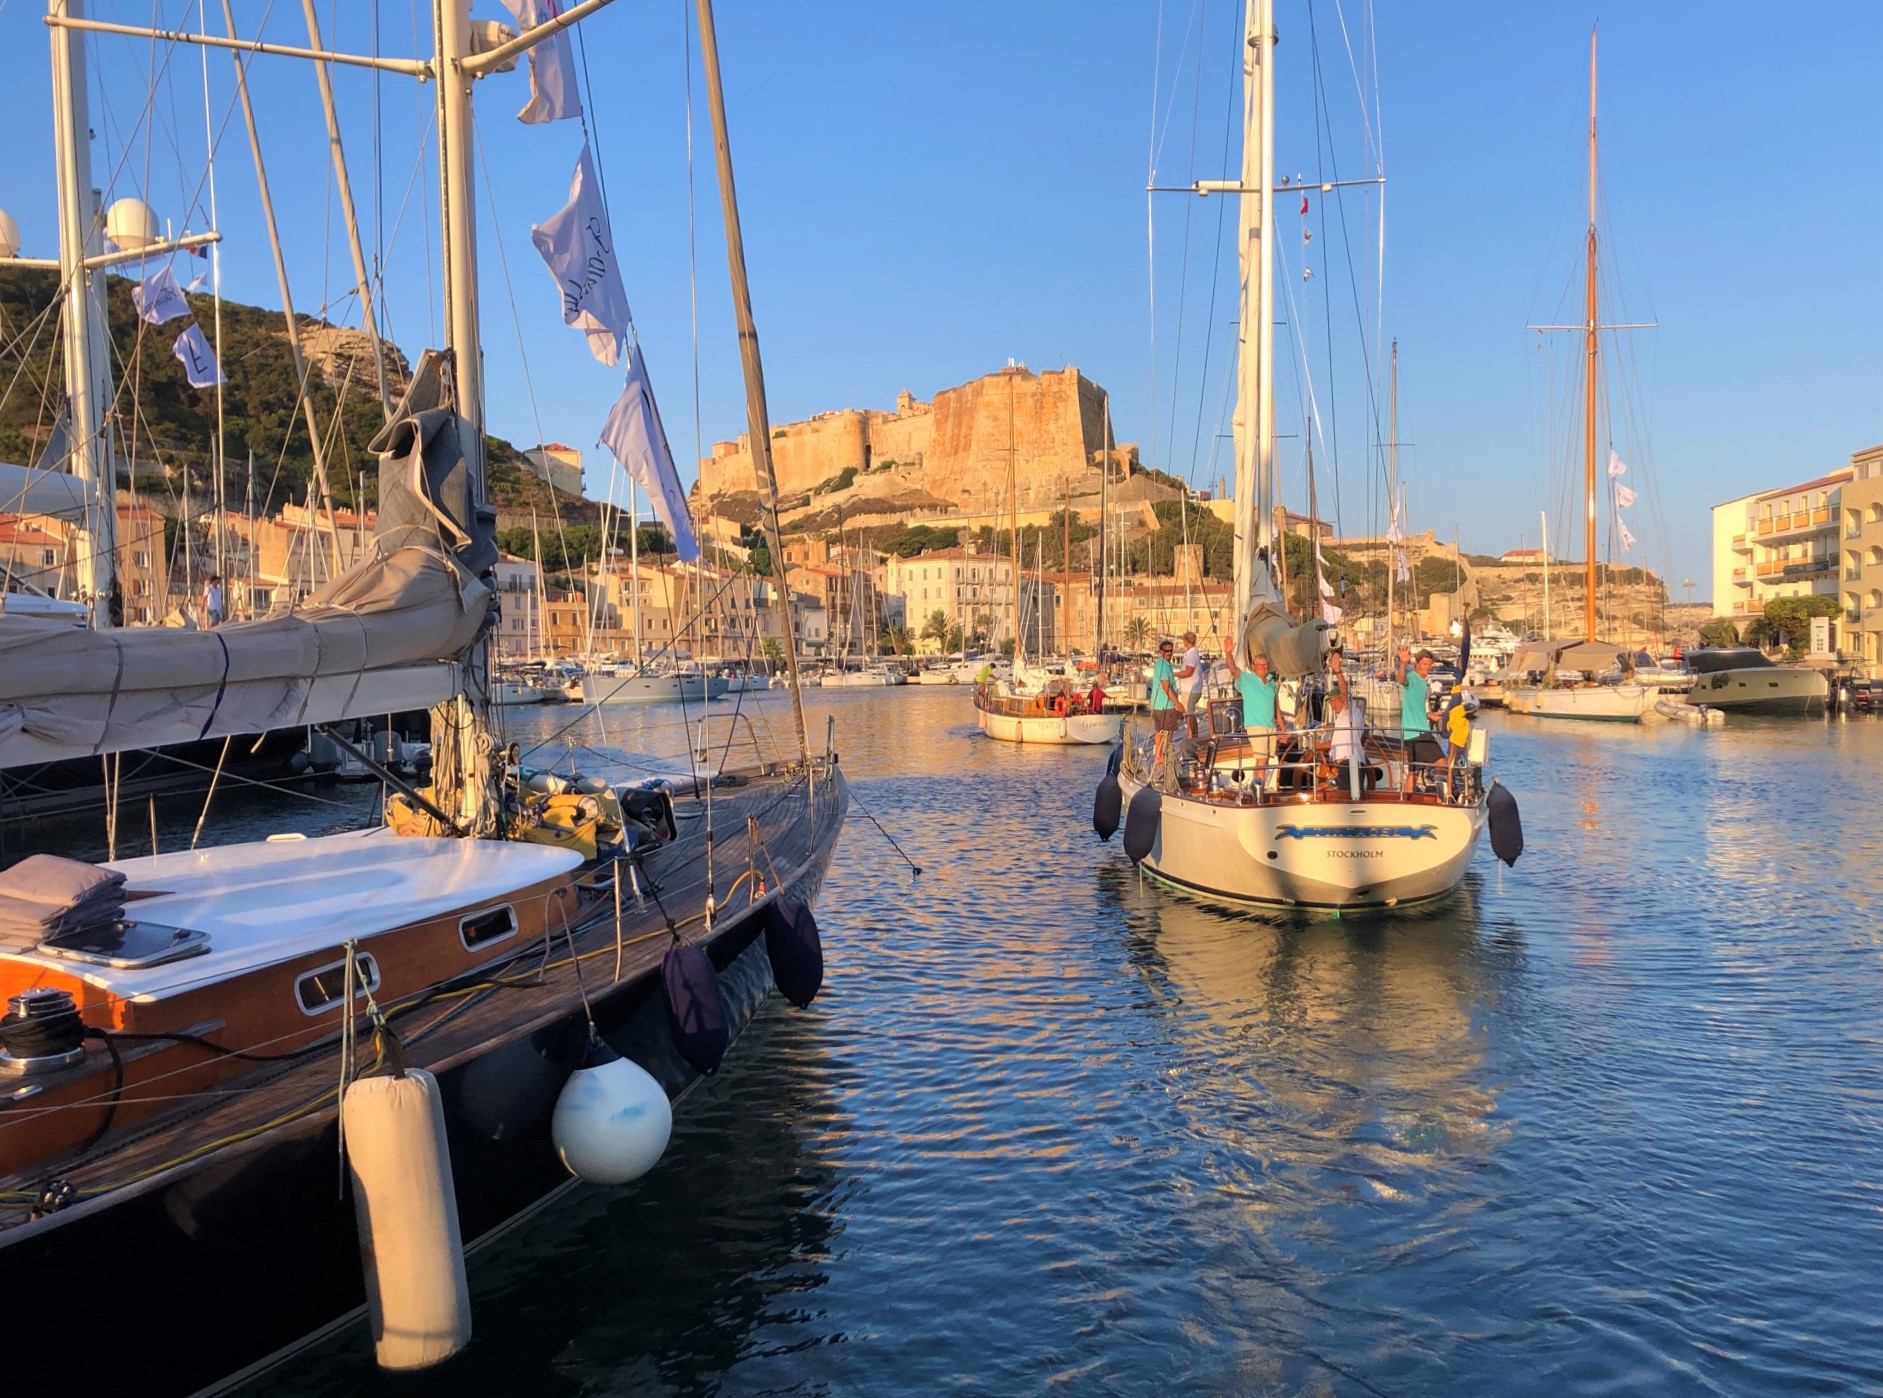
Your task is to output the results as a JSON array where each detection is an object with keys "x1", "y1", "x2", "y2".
[{"x1": 693, "y1": 365, "x2": 1107, "y2": 512}]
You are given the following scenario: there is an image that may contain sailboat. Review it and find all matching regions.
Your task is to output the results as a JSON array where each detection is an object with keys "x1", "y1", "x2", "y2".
[
  {"x1": 1506, "y1": 30, "x2": 1654, "y2": 724},
  {"x1": 1103, "y1": 0, "x2": 1512, "y2": 911},
  {"x1": 0, "y1": 3, "x2": 844, "y2": 1390},
  {"x1": 973, "y1": 397, "x2": 1123, "y2": 744}
]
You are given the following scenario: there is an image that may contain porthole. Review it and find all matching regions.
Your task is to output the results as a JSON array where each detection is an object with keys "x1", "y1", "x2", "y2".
[
  {"x1": 460, "y1": 904, "x2": 518, "y2": 950},
  {"x1": 295, "y1": 954, "x2": 380, "y2": 1016}
]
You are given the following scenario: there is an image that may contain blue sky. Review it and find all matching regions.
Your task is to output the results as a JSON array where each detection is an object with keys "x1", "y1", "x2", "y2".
[{"x1": 4, "y1": 1, "x2": 1879, "y2": 601}]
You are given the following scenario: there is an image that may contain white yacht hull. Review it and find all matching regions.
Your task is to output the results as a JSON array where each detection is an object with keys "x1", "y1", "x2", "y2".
[
  {"x1": 1509, "y1": 684, "x2": 1652, "y2": 722},
  {"x1": 491, "y1": 681, "x2": 544, "y2": 706},
  {"x1": 591, "y1": 673, "x2": 718, "y2": 705},
  {"x1": 1117, "y1": 768, "x2": 1487, "y2": 909},
  {"x1": 976, "y1": 707, "x2": 1124, "y2": 745},
  {"x1": 1687, "y1": 665, "x2": 1827, "y2": 715}
]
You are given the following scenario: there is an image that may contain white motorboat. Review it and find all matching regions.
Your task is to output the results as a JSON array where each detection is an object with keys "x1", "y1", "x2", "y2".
[
  {"x1": 491, "y1": 678, "x2": 545, "y2": 706},
  {"x1": 1683, "y1": 648, "x2": 1828, "y2": 715},
  {"x1": 591, "y1": 670, "x2": 718, "y2": 705},
  {"x1": 975, "y1": 666, "x2": 1125, "y2": 745}
]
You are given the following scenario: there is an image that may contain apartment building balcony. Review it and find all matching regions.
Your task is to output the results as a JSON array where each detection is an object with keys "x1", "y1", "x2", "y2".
[
  {"x1": 1731, "y1": 567, "x2": 1749, "y2": 585},
  {"x1": 1764, "y1": 510, "x2": 1834, "y2": 542},
  {"x1": 1780, "y1": 558, "x2": 1835, "y2": 579},
  {"x1": 1755, "y1": 560, "x2": 1782, "y2": 577},
  {"x1": 1731, "y1": 533, "x2": 1751, "y2": 552}
]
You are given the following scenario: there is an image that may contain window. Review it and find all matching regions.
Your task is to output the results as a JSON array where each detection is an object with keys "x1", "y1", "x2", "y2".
[
  {"x1": 460, "y1": 904, "x2": 517, "y2": 950},
  {"x1": 40, "y1": 549, "x2": 54, "y2": 567},
  {"x1": 133, "y1": 551, "x2": 148, "y2": 568},
  {"x1": 295, "y1": 953, "x2": 381, "y2": 1015}
]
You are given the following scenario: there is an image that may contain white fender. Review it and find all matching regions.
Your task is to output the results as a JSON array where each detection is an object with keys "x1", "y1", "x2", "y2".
[{"x1": 342, "y1": 1069, "x2": 471, "y2": 1370}]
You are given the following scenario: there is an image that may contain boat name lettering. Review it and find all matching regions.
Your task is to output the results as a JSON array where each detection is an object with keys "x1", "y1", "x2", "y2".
[{"x1": 1275, "y1": 824, "x2": 1439, "y2": 841}]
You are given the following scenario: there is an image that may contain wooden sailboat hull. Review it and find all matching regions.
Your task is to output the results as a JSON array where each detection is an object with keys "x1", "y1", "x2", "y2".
[{"x1": 0, "y1": 768, "x2": 846, "y2": 1396}]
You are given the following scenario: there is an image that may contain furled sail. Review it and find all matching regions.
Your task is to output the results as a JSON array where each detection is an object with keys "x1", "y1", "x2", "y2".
[
  {"x1": 1237, "y1": 554, "x2": 1330, "y2": 678},
  {"x1": 0, "y1": 354, "x2": 495, "y2": 767}
]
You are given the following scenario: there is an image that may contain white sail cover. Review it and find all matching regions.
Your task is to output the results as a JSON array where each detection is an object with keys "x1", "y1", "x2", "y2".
[{"x1": 0, "y1": 359, "x2": 496, "y2": 766}]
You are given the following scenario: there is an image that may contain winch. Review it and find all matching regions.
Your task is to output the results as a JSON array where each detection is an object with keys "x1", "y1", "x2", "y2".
[{"x1": 0, "y1": 988, "x2": 87, "y2": 1076}]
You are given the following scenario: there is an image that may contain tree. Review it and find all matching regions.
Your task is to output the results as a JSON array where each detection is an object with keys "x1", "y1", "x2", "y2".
[
  {"x1": 1697, "y1": 619, "x2": 1739, "y2": 648},
  {"x1": 945, "y1": 623, "x2": 965, "y2": 654},
  {"x1": 920, "y1": 608, "x2": 949, "y2": 649},
  {"x1": 884, "y1": 623, "x2": 912, "y2": 656},
  {"x1": 970, "y1": 611, "x2": 997, "y2": 648},
  {"x1": 759, "y1": 635, "x2": 784, "y2": 665},
  {"x1": 1125, "y1": 615, "x2": 1152, "y2": 651},
  {"x1": 1762, "y1": 595, "x2": 1839, "y2": 653}
]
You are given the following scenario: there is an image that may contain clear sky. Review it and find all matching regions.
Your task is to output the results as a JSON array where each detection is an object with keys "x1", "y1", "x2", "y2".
[{"x1": 4, "y1": 1, "x2": 1879, "y2": 601}]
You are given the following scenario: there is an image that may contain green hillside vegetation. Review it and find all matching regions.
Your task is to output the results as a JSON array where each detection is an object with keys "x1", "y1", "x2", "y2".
[{"x1": 0, "y1": 265, "x2": 581, "y2": 516}]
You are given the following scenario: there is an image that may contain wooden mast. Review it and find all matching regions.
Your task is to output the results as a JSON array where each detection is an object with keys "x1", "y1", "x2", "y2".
[
  {"x1": 696, "y1": 0, "x2": 810, "y2": 764},
  {"x1": 1583, "y1": 25, "x2": 1599, "y2": 642},
  {"x1": 1009, "y1": 371, "x2": 1021, "y2": 664}
]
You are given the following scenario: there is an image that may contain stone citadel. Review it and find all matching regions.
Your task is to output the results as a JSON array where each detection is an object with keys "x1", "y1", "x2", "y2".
[{"x1": 691, "y1": 364, "x2": 1129, "y2": 523}]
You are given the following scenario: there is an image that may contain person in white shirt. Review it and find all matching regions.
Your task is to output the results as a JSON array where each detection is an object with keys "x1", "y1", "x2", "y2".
[
  {"x1": 1321, "y1": 651, "x2": 1364, "y2": 768},
  {"x1": 1177, "y1": 630, "x2": 1206, "y2": 736},
  {"x1": 202, "y1": 574, "x2": 225, "y2": 629}
]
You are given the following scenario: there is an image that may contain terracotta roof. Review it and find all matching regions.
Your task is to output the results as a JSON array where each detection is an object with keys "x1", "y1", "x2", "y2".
[{"x1": 1756, "y1": 469, "x2": 1853, "y2": 501}]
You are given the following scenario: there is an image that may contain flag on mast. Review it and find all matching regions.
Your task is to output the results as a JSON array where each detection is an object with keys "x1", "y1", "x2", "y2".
[
  {"x1": 132, "y1": 266, "x2": 190, "y2": 324},
  {"x1": 1608, "y1": 449, "x2": 1628, "y2": 478},
  {"x1": 499, "y1": 0, "x2": 583, "y2": 124},
  {"x1": 1616, "y1": 515, "x2": 1637, "y2": 551},
  {"x1": 1614, "y1": 482, "x2": 1636, "y2": 509},
  {"x1": 531, "y1": 144, "x2": 632, "y2": 366},
  {"x1": 171, "y1": 323, "x2": 224, "y2": 387},
  {"x1": 598, "y1": 348, "x2": 700, "y2": 562}
]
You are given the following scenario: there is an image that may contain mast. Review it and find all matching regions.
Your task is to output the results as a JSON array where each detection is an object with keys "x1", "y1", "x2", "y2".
[
  {"x1": 431, "y1": 0, "x2": 495, "y2": 831},
  {"x1": 629, "y1": 481, "x2": 642, "y2": 669},
  {"x1": 48, "y1": 0, "x2": 116, "y2": 624},
  {"x1": 1061, "y1": 477, "x2": 1071, "y2": 658},
  {"x1": 1583, "y1": 25, "x2": 1599, "y2": 641},
  {"x1": 1008, "y1": 371, "x2": 1021, "y2": 665},
  {"x1": 1386, "y1": 338, "x2": 1398, "y2": 646},
  {"x1": 696, "y1": 0, "x2": 811, "y2": 764},
  {"x1": 1541, "y1": 508, "x2": 1552, "y2": 641},
  {"x1": 1097, "y1": 393, "x2": 1111, "y2": 655},
  {"x1": 1229, "y1": 0, "x2": 1276, "y2": 628}
]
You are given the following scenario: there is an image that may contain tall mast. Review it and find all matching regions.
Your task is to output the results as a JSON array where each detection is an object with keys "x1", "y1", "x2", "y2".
[
  {"x1": 1097, "y1": 393, "x2": 1111, "y2": 654},
  {"x1": 696, "y1": 0, "x2": 810, "y2": 764},
  {"x1": 49, "y1": 0, "x2": 116, "y2": 624},
  {"x1": 1061, "y1": 477, "x2": 1071, "y2": 657},
  {"x1": 1583, "y1": 25, "x2": 1599, "y2": 641},
  {"x1": 431, "y1": 0, "x2": 494, "y2": 831},
  {"x1": 629, "y1": 481, "x2": 642, "y2": 669},
  {"x1": 1009, "y1": 372, "x2": 1021, "y2": 664},
  {"x1": 1230, "y1": 0, "x2": 1276, "y2": 627},
  {"x1": 1386, "y1": 337, "x2": 1398, "y2": 645}
]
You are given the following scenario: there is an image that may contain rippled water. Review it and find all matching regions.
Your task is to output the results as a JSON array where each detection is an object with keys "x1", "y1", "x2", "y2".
[{"x1": 138, "y1": 690, "x2": 1883, "y2": 1395}]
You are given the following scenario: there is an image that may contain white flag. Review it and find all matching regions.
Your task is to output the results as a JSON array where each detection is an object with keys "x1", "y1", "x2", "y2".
[
  {"x1": 133, "y1": 266, "x2": 190, "y2": 325},
  {"x1": 1321, "y1": 601, "x2": 1343, "y2": 626},
  {"x1": 1396, "y1": 549, "x2": 1410, "y2": 583},
  {"x1": 171, "y1": 323, "x2": 224, "y2": 387},
  {"x1": 599, "y1": 349, "x2": 699, "y2": 562},
  {"x1": 499, "y1": 0, "x2": 583, "y2": 124},
  {"x1": 1614, "y1": 482, "x2": 1637, "y2": 509},
  {"x1": 531, "y1": 143, "x2": 632, "y2": 366},
  {"x1": 1608, "y1": 449, "x2": 1628, "y2": 478},
  {"x1": 1318, "y1": 574, "x2": 1336, "y2": 600},
  {"x1": 186, "y1": 272, "x2": 208, "y2": 293},
  {"x1": 1616, "y1": 515, "x2": 1637, "y2": 551},
  {"x1": 1385, "y1": 496, "x2": 1402, "y2": 545}
]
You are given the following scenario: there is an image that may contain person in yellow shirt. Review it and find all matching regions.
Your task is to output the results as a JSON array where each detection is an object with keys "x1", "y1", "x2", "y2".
[{"x1": 1441, "y1": 691, "x2": 1478, "y2": 798}]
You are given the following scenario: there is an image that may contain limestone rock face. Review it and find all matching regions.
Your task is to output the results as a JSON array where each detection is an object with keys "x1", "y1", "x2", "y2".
[{"x1": 694, "y1": 364, "x2": 1109, "y2": 515}]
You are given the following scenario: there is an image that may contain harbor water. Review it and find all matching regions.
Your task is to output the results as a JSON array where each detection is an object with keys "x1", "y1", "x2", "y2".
[{"x1": 119, "y1": 688, "x2": 1881, "y2": 1394}]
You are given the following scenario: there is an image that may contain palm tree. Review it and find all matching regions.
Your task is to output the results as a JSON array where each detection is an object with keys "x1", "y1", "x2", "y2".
[
  {"x1": 920, "y1": 608, "x2": 949, "y2": 652},
  {"x1": 945, "y1": 623, "x2": 965, "y2": 654},
  {"x1": 971, "y1": 611, "x2": 997, "y2": 649},
  {"x1": 759, "y1": 635, "x2": 784, "y2": 672},
  {"x1": 1125, "y1": 614, "x2": 1152, "y2": 652},
  {"x1": 884, "y1": 622, "x2": 912, "y2": 656}
]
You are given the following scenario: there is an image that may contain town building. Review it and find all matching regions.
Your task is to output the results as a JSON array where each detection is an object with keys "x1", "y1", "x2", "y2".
[
  {"x1": 521, "y1": 443, "x2": 586, "y2": 498},
  {"x1": 1712, "y1": 468, "x2": 1849, "y2": 628}
]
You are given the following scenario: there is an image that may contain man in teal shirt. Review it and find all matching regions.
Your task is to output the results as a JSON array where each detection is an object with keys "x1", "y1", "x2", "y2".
[
  {"x1": 1150, "y1": 637, "x2": 1183, "y2": 782},
  {"x1": 1395, "y1": 644, "x2": 1435, "y2": 739},
  {"x1": 1224, "y1": 645, "x2": 1281, "y2": 785}
]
